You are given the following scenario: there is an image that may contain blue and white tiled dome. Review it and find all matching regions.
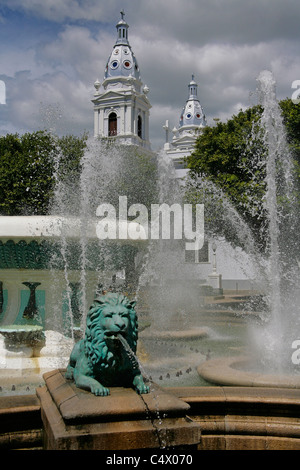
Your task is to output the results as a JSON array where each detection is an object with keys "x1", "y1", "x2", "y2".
[
  {"x1": 104, "y1": 13, "x2": 141, "y2": 81},
  {"x1": 179, "y1": 76, "x2": 206, "y2": 128}
]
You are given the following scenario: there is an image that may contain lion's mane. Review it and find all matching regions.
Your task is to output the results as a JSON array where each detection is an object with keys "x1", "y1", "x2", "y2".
[{"x1": 83, "y1": 293, "x2": 138, "y2": 367}]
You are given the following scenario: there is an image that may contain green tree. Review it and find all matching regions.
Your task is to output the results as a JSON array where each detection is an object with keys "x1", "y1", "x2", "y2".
[
  {"x1": 115, "y1": 144, "x2": 158, "y2": 210},
  {"x1": 56, "y1": 132, "x2": 88, "y2": 182},
  {"x1": 186, "y1": 105, "x2": 266, "y2": 250},
  {"x1": 0, "y1": 131, "x2": 57, "y2": 215},
  {"x1": 0, "y1": 130, "x2": 88, "y2": 215},
  {"x1": 279, "y1": 98, "x2": 300, "y2": 171}
]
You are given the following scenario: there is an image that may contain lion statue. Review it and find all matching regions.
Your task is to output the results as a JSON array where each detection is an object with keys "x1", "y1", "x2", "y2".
[{"x1": 65, "y1": 292, "x2": 149, "y2": 396}]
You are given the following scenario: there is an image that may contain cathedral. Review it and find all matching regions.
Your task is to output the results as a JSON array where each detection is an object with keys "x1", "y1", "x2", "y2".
[{"x1": 92, "y1": 11, "x2": 206, "y2": 171}]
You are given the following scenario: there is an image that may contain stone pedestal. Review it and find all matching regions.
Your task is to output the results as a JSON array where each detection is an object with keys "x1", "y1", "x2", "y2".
[
  {"x1": 37, "y1": 369, "x2": 201, "y2": 450},
  {"x1": 207, "y1": 273, "x2": 223, "y2": 295},
  {"x1": 207, "y1": 272, "x2": 222, "y2": 289}
]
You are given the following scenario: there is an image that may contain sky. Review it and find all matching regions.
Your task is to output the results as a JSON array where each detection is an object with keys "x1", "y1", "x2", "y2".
[{"x1": 0, "y1": 0, "x2": 299, "y2": 150}]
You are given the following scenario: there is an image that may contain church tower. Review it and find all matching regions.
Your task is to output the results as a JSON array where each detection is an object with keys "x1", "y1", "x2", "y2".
[
  {"x1": 164, "y1": 75, "x2": 206, "y2": 175},
  {"x1": 92, "y1": 11, "x2": 151, "y2": 150}
]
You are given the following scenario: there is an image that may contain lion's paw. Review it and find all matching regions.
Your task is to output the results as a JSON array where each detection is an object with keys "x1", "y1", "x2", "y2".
[
  {"x1": 137, "y1": 383, "x2": 150, "y2": 394},
  {"x1": 90, "y1": 383, "x2": 110, "y2": 396},
  {"x1": 65, "y1": 367, "x2": 74, "y2": 380},
  {"x1": 133, "y1": 375, "x2": 150, "y2": 394}
]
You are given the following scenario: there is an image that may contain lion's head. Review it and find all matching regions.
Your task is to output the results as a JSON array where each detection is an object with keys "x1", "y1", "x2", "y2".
[{"x1": 83, "y1": 292, "x2": 138, "y2": 366}]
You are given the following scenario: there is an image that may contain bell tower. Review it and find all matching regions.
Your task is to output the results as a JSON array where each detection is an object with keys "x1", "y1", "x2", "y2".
[
  {"x1": 164, "y1": 75, "x2": 206, "y2": 176},
  {"x1": 92, "y1": 11, "x2": 151, "y2": 150}
]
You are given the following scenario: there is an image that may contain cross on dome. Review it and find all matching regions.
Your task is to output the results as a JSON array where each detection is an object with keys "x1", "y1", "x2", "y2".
[
  {"x1": 115, "y1": 9, "x2": 129, "y2": 45},
  {"x1": 188, "y1": 75, "x2": 197, "y2": 98}
]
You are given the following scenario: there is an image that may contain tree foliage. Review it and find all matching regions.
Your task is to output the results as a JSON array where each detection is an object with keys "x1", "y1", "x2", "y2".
[
  {"x1": 185, "y1": 99, "x2": 300, "y2": 252},
  {"x1": 0, "y1": 130, "x2": 87, "y2": 215},
  {"x1": 280, "y1": 98, "x2": 300, "y2": 170}
]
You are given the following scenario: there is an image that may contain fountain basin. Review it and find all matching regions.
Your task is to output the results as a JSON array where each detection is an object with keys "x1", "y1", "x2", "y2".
[
  {"x1": 141, "y1": 327, "x2": 209, "y2": 341},
  {"x1": 0, "y1": 325, "x2": 45, "y2": 348},
  {"x1": 197, "y1": 356, "x2": 300, "y2": 388},
  {"x1": 0, "y1": 330, "x2": 74, "y2": 385}
]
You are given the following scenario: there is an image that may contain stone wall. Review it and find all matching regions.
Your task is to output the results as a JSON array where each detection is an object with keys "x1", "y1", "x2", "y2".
[{"x1": 1, "y1": 385, "x2": 300, "y2": 450}]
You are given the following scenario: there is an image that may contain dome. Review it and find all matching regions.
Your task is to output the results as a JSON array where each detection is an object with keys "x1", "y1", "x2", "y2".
[
  {"x1": 104, "y1": 45, "x2": 141, "y2": 81},
  {"x1": 179, "y1": 76, "x2": 206, "y2": 128},
  {"x1": 104, "y1": 12, "x2": 141, "y2": 82}
]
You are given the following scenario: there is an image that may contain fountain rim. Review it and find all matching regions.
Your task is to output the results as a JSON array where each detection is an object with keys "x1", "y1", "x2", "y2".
[
  {"x1": 197, "y1": 355, "x2": 300, "y2": 389},
  {"x1": 0, "y1": 324, "x2": 44, "y2": 333}
]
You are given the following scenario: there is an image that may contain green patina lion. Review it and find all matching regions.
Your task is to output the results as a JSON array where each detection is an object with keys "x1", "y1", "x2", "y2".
[{"x1": 65, "y1": 292, "x2": 149, "y2": 396}]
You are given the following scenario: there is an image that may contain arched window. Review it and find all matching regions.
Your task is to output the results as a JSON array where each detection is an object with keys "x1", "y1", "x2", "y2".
[
  {"x1": 108, "y1": 112, "x2": 117, "y2": 136},
  {"x1": 137, "y1": 115, "x2": 142, "y2": 139}
]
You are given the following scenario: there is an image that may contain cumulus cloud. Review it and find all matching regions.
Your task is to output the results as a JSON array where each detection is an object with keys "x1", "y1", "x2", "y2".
[
  {"x1": 0, "y1": 0, "x2": 118, "y2": 22},
  {"x1": 0, "y1": 0, "x2": 299, "y2": 148},
  {"x1": 36, "y1": 25, "x2": 108, "y2": 82},
  {"x1": 1, "y1": 67, "x2": 92, "y2": 137}
]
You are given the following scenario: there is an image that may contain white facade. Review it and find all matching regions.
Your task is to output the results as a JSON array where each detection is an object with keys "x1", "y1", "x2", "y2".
[{"x1": 92, "y1": 12, "x2": 151, "y2": 150}]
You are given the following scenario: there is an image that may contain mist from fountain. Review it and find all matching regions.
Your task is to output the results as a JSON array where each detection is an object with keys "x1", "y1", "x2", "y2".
[
  {"x1": 192, "y1": 70, "x2": 300, "y2": 378},
  {"x1": 139, "y1": 70, "x2": 300, "y2": 384},
  {"x1": 248, "y1": 71, "x2": 300, "y2": 373},
  {"x1": 48, "y1": 138, "x2": 157, "y2": 337},
  {"x1": 136, "y1": 148, "x2": 205, "y2": 332}
]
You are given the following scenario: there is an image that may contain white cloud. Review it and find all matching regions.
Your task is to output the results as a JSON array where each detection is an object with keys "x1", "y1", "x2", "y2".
[
  {"x1": 0, "y1": 0, "x2": 300, "y2": 148},
  {"x1": 1, "y1": 70, "x2": 92, "y2": 136},
  {"x1": 36, "y1": 25, "x2": 108, "y2": 82},
  {"x1": 0, "y1": 0, "x2": 118, "y2": 22}
]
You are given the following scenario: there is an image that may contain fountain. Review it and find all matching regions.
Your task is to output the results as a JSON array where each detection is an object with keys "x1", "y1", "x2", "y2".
[
  {"x1": 197, "y1": 70, "x2": 300, "y2": 387},
  {"x1": 1, "y1": 71, "x2": 300, "y2": 451},
  {"x1": 0, "y1": 139, "x2": 152, "y2": 393}
]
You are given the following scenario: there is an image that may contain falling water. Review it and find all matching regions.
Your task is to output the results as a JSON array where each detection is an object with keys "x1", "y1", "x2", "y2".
[
  {"x1": 117, "y1": 333, "x2": 168, "y2": 448},
  {"x1": 48, "y1": 137, "x2": 75, "y2": 337},
  {"x1": 49, "y1": 138, "x2": 118, "y2": 336},
  {"x1": 50, "y1": 138, "x2": 157, "y2": 337},
  {"x1": 175, "y1": 70, "x2": 300, "y2": 375},
  {"x1": 117, "y1": 333, "x2": 147, "y2": 377},
  {"x1": 250, "y1": 71, "x2": 300, "y2": 371},
  {"x1": 185, "y1": 176, "x2": 266, "y2": 286},
  {"x1": 136, "y1": 149, "x2": 201, "y2": 331}
]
